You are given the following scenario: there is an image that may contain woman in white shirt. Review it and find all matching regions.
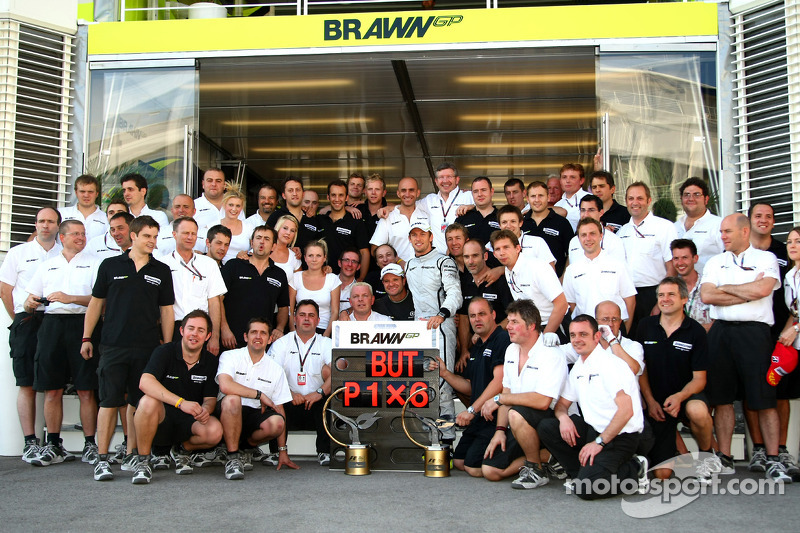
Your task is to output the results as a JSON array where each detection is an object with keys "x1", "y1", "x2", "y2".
[
  {"x1": 289, "y1": 239, "x2": 341, "y2": 337},
  {"x1": 779, "y1": 227, "x2": 800, "y2": 350},
  {"x1": 271, "y1": 214, "x2": 302, "y2": 282},
  {"x1": 220, "y1": 183, "x2": 252, "y2": 264}
]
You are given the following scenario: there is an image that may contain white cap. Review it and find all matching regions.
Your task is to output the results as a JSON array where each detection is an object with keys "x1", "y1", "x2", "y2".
[
  {"x1": 380, "y1": 263, "x2": 405, "y2": 279},
  {"x1": 408, "y1": 217, "x2": 431, "y2": 233}
]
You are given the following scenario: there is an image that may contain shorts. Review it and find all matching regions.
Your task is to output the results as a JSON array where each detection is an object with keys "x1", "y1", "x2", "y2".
[
  {"x1": 97, "y1": 344, "x2": 153, "y2": 408},
  {"x1": 647, "y1": 393, "x2": 709, "y2": 466},
  {"x1": 453, "y1": 422, "x2": 494, "y2": 469},
  {"x1": 153, "y1": 404, "x2": 197, "y2": 447},
  {"x1": 241, "y1": 405, "x2": 282, "y2": 445},
  {"x1": 706, "y1": 321, "x2": 776, "y2": 410},
  {"x1": 34, "y1": 315, "x2": 98, "y2": 391},
  {"x1": 8, "y1": 312, "x2": 44, "y2": 387}
]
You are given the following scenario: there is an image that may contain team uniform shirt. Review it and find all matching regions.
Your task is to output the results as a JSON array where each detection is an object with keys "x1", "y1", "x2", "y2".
[
  {"x1": 488, "y1": 234, "x2": 555, "y2": 266},
  {"x1": 58, "y1": 205, "x2": 108, "y2": 241},
  {"x1": 600, "y1": 200, "x2": 630, "y2": 233},
  {"x1": 466, "y1": 327, "x2": 509, "y2": 405},
  {"x1": 267, "y1": 332, "x2": 332, "y2": 395},
  {"x1": 216, "y1": 347, "x2": 292, "y2": 409},
  {"x1": 364, "y1": 270, "x2": 387, "y2": 300},
  {"x1": 567, "y1": 228, "x2": 626, "y2": 265},
  {"x1": 91, "y1": 251, "x2": 174, "y2": 348},
  {"x1": 558, "y1": 335, "x2": 645, "y2": 377},
  {"x1": 319, "y1": 213, "x2": 369, "y2": 275},
  {"x1": 339, "y1": 278, "x2": 356, "y2": 312},
  {"x1": 636, "y1": 315, "x2": 708, "y2": 404},
  {"x1": 24, "y1": 250, "x2": 96, "y2": 315},
  {"x1": 160, "y1": 251, "x2": 227, "y2": 320},
  {"x1": 369, "y1": 208, "x2": 419, "y2": 263},
  {"x1": 221, "y1": 258, "x2": 290, "y2": 341},
  {"x1": 555, "y1": 189, "x2": 590, "y2": 232},
  {"x1": 340, "y1": 310, "x2": 391, "y2": 322},
  {"x1": 246, "y1": 211, "x2": 270, "y2": 228},
  {"x1": 289, "y1": 272, "x2": 341, "y2": 330},
  {"x1": 0, "y1": 239, "x2": 63, "y2": 313},
  {"x1": 562, "y1": 344, "x2": 644, "y2": 434},
  {"x1": 144, "y1": 341, "x2": 219, "y2": 403},
  {"x1": 373, "y1": 292, "x2": 416, "y2": 321},
  {"x1": 674, "y1": 210, "x2": 723, "y2": 274},
  {"x1": 768, "y1": 237, "x2": 791, "y2": 339},
  {"x1": 521, "y1": 209, "x2": 574, "y2": 277},
  {"x1": 84, "y1": 232, "x2": 123, "y2": 262},
  {"x1": 156, "y1": 225, "x2": 207, "y2": 256},
  {"x1": 784, "y1": 266, "x2": 800, "y2": 349},
  {"x1": 357, "y1": 201, "x2": 387, "y2": 240},
  {"x1": 562, "y1": 250, "x2": 637, "y2": 320},
  {"x1": 701, "y1": 246, "x2": 780, "y2": 325},
  {"x1": 418, "y1": 189, "x2": 474, "y2": 254},
  {"x1": 458, "y1": 271, "x2": 514, "y2": 324},
  {"x1": 617, "y1": 212, "x2": 678, "y2": 287},
  {"x1": 194, "y1": 194, "x2": 245, "y2": 232},
  {"x1": 455, "y1": 207, "x2": 500, "y2": 247},
  {"x1": 505, "y1": 256, "x2": 564, "y2": 325},
  {"x1": 267, "y1": 207, "x2": 324, "y2": 253},
  {"x1": 133, "y1": 204, "x2": 170, "y2": 231},
  {"x1": 502, "y1": 337, "x2": 568, "y2": 409},
  {"x1": 405, "y1": 250, "x2": 463, "y2": 320}
]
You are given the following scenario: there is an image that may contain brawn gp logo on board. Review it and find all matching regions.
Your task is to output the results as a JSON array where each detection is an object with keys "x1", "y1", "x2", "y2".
[{"x1": 324, "y1": 15, "x2": 463, "y2": 41}]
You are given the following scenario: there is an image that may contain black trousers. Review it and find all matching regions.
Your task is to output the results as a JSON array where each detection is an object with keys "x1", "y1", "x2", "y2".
[{"x1": 269, "y1": 398, "x2": 329, "y2": 454}]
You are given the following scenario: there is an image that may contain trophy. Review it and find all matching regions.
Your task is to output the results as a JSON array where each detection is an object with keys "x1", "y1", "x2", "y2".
[
  {"x1": 323, "y1": 386, "x2": 381, "y2": 475},
  {"x1": 401, "y1": 387, "x2": 454, "y2": 477}
]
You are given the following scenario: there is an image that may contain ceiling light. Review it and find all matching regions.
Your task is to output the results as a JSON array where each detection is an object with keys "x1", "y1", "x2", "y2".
[
  {"x1": 274, "y1": 165, "x2": 396, "y2": 172},
  {"x1": 461, "y1": 141, "x2": 585, "y2": 149},
  {"x1": 220, "y1": 118, "x2": 374, "y2": 126},
  {"x1": 455, "y1": 73, "x2": 595, "y2": 84},
  {"x1": 464, "y1": 163, "x2": 570, "y2": 170},
  {"x1": 201, "y1": 79, "x2": 354, "y2": 90},
  {"x1": 460, "y1": 112, "x2": 599, "y2": 121},
  {"x1": 253, "y1": 145, "x2": 384, "y2": 153}
]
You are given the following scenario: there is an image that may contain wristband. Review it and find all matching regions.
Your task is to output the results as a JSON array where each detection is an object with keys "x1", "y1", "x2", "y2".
[
  {"x1": 82, "y1": 337, "x2": 92, "y2": 343},
  {"x1": 278, "y1": 446, "x2": 288, "y2": 452},
  {"x1": 175, "y1": 397, "x2": 184, "y2": 408},
  {"x1": 254, "y1": 390, "x2": 261, "y2": 400},
  {"x1": 495, "y1": 426, "x2": 508, "y2": 433}
]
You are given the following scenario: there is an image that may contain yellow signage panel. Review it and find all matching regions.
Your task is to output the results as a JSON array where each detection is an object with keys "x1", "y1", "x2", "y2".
[{"x1": 88, "y1": 3, "x2": 718, "y2": 56}]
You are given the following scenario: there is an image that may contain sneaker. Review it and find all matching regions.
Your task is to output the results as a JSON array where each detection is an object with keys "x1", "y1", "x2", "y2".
[
  {"x1": 318, "y1": 452, "x2": 331, "y2": 466},
  {"x1": 93, "y1": 460, "x2": 114, "y2": 481},
  {"x1": 30, "y1": 442, "x2": 76, "y2": 467},
  {"x1": 225, "y1": 457, "x2": 245, "y2": 480},
  {"x1": 189, "y1": 446, "x2": 226, "y2": 467},
  {"x1": 250, "y1": 446, "x2": 266, "y2": 462},
  {"x1": 695, "y1": 459, "x2": 715, "y2": 484},
  {"x1": 151, "y1": 454, "x2": 171, "y2": 470},
  {"x1": 82, "y1": 443, "x2": 99, "y2": 465},
  {"x1": 716, "y1": 451, "x2": 736, "y2": 475},
  {"x1": 111, "y1": 441, "x2": 127, "y2": 464},
  {"x1": 749, "y1": 447, "x2": 767, "y2": 472},
  {"x1": 766, "y1": 460, "x2": 793, "y2": 483},
  {"x1": 511, "y1": 463, "x2": 550, "y2": 490},
  {"x1": 21, "y1": 440, "x2": 41, "y2": 464},
  {"x1": 702, "y1": 452, "x2": 723, "y2": 474},
  {"x1": 240, "y1": 449, "x2": 254, "y2": 472},
  {"x1": 543, "y1": 455, "x2": 568, "y2": 480},
  {"x1": 261, "y1": 452, "x2": 279, "y2": 466},
  {"x1": 779, "y1": 450, "x2": 800, "y2": 480},
  {"x1": 171, "y1": 445, "x2": 193, "y2": 475},
  {"x1": 633, "y1": 455, "x2": 650, "y2": 494},
  {"x1": 131, "y1": 462, "x2": 152, "y2": 485},
  {"x1": 120, "y1": 453, "x2": 140, "y2": 472}
]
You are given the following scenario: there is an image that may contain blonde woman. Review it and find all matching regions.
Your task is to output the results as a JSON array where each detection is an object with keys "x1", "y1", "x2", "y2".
[
  {"x1": 289, "y1": 240, "x2": 341, "y2": 337},
  {"x1": 271, "y1": 214, "x2": 303, "y2": 282},
  {"x1": 220, "y1": 182, "x2": 252, "y2": 264}
]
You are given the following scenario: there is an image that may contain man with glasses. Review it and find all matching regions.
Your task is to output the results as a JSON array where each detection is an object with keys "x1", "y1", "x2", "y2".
[
  {"x1": 674, "y1": 177, "x2": 723, "y2": 275},
  {"x1": 337, "y1": 248, "x2": 361, "y2": 313}
]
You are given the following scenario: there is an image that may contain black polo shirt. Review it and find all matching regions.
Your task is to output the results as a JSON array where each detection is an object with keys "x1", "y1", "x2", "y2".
[
  {"x1": 373, "y1": 291, "x2": 415, "y2": 321},
  {"x1": 767, "y1": 236, "x2": 790, "y2": 340},
  {"x1": 465, "y1": 327, "x2": 509, "y2": 405},
  {"x1": 266, "y1": 207, "x2": 324, "y2": 252},
  {"x1": 456, "y1": 207, "x2": 500, "y2": 247},
  {"x1": 92, "y1": 251, "x2": 174, "y2": 348},
  {"x1": 521, "y1": 209, "x2": 573, "y2": 277},
  {"x1": 364, "y1": 270, "x2": 387, "y2": 300},
  {"x1": 221, "y1": 258, "x2": 289, "y2": 347},
  {"x1": 636, "y1": 314, "x2": 708, "y2": 404},
  {"x1": 457, "y1": 272, "x2": 513, "y2": 324},
  {"x1": 319, "y1": 212, "x2": 369, "y2": 274},
  {"x1": 357, "y1": 198, "x2": 387, "y2": 241},
  {"x1": 142, "y1": 341, "x2": 219, "y2": 403},
  {"x1": 601, "y1": 200, "x2": 631, "y2": 233}
]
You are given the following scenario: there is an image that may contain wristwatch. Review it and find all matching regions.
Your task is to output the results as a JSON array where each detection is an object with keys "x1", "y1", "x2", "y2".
[
  {"x1": 316, "y1": 387, "x2": 324, "y2": 396},
  {"x1": 595, "y1": 436, "x2": 606, "y2": 447},
  {"x1": 467, "y1": 406, "x2": 475, "y2": 415},
  {"x1": 493, "y1": 394, "x2": 503, "y2": 406}
]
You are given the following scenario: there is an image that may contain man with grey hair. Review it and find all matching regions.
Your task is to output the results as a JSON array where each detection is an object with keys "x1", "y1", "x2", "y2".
[{"x1": 338, "y1": 282, "x2": 390, "y2": 322}]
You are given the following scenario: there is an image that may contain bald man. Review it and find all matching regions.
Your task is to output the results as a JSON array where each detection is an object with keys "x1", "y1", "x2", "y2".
[{"x1": 157, "y1": 194, "x2": 207, "y2": 255}]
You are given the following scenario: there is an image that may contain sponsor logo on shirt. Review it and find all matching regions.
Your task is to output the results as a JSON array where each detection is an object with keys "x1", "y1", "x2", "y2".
[
  {"x1": 336, "y1": 227, "x2": 352, "y2": 236},
  {"x1": 191, "y1": 374, "x2": 207, "y2": 383},
  {"x1": 482, "y1": 348, "x2": 492, "y2": 358},
  {"x1": 304, "y1": 224, "x2": 318, "y2": 232},
  {"x1": 542, "y1": 228, "x2": 559, "y2": 237},
  {"x1": 166, "y1": 374, "x2": 179, "y2": 380},
  {"x1": 25, "y1": 258, "x2": 39, "y2": 263},
  {"x1": 673, "y1": 341, "x2": 693, "y2": 351},
  {"x1": 778, "y1": 258, "x2": 788, "y2": 267},
  {"x1": 600, "y1": 270, "x2": 617, "y2": 274},
  {"x1": 266, "y1": 277, "x2": 282, "y2": 288},
  {"x1": 574, "y1": 273, "x2": 585, "y2": 279},
  {"x1": 488, "y1": 221, "x2": 500, "y2": 229},
  {"x1": 143, "y1": 275, "x2": 162, "y2": 286},
  {"x1": 644, "y1": 341, "x2": 658, "y2": 345},
  {"x1": 113, "y1": 275, "x2": 128, "y2": 280},
  {"x1": 239, "y1": 276, "x2": 252, "y2": 280},
  {"x1": 481, "y1": 293, "x2": 497, "y2": 301},
  {"x1": 76, "y1": 265, "x2": 91, "y2": 269},
  {"x1": 257, "y1": 376, "x2": 272, "y2": 383},
  {"x1": 47, "y1": 267, "x2": 60, "y2": 272}
]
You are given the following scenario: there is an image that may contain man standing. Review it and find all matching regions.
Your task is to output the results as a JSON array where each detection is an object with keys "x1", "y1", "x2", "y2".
[
  {"x1": 373, "y1": 264, "x2": 415, "y2": 321},
  {"x1": 671, "y1": 239, "x2": 713, "y2": 331},
  {"x1": 567, "y1": 194, "x2": 625, "y2": 265},
  {"x1": 590, "y1": 171, "x2": 629, "y2": 233},
  {"x1": 81, "y1": 216, "x2": 174, "y2": 481},
  {"x1": 319, "y1": 180, "x2": 369, "y2": 279},
  {"x1": 370, "y1": 177, "x2": 421, "y2": 263},
  {"x1": 417, "y1": 162, "x2": 474, "y2": 255},
  {"x1": 503, "y1": 178, "x2": 530, "y2": 215},
  {"x1": 246, "y1": 183, "x2": 279, "y2": 227},
  {"x1": 194, "y1": 168, "x2": 244, "y2": 231},
  {"x1": 85, "y1": 203, "x2": 130, "y2": 261},
  {"x1": 459, "y1": 240, "x2": 513, "y2": 327},
  {"x1": 554, "y1": 163, "x2": 590, "y2": 232},
  {"x1": 267, "y1": 176, "x2": 324, "y2": 252},
  {"x1": 120, "y1": 173, "x2": 169, "y2": 230},
  {"x1": 496, "y1": 205, "x2": 556, "y2": 268},
  {"x1": 521, "y1": 181, "x2": 573, "y2": 277},
  {"x1": 674, "y1": 177, "x2": 723, "y2": 274},
  {"x1": 337, "y1": 248, "x2": 361, "y2": 313},
  {"x1": 700, "y1": 213, "x2": 790, "y2": 481},
  {"x1": 59, "y1": 175, "x2": 107, "y2": 241},
  {"x1": 456, "y1": 177, "x2": 501, "y2": 246},
  {"x1": 547, "y1": 176, "x2": 563, "y2": 208},
  {"x1": 338, "y1": 283, "x2": 390, "y2": 322},
  {"x1": 0, "y1": 206, "x2": 62, "y2": 463},
  {"x1": 357, "y1": 174, "x2": 388, "y2": 239},
  {"x1": 131, "y1": 311, "x2": 222, "y2": 484},
  {"x1": 156, "y1": 194, "x2": 202, "y2": 255}
]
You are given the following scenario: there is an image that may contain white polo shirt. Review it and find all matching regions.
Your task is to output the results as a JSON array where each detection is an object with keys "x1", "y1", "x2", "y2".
[
  {"x1": 369, "y1": 207, "x2": 419, "y2": 263},
  {"x1": 160, "y1": 251, "x2": 227, "y2": 320},
  {"x1": 562, "y1": 250, "x2": 637, "y2": 320},
  {"x1": 487, "y1": 234, "x2": 556, "y2": 265},
  {"x1": 0, "y1": 239, "x2": 62, "y2": 313},
  {"x1": 418, "y1": 190, "x2": 474, "y2": 254},
  {"x1": 701, "y1": 246, "x2": 779, "y2": 325},
  {"x1": 555, "y1": 189, "x2": 589, "y2": 231},
  {"x1": 784, "y1": 266, "x2": 800, "y2": 349},
  {"x1": 562, "y1": 344, "x2": 644, "y2": 434},
  {"x1": 339, "y1": 278, "x2": 356, "y2": 312},
  {"x1": 194, "y1": 194, "x2": 245, "y2": 232},
  {"x1": 341, "y1": 310, "x2": 391, "y2": 321},
  {"x1": 85, "y1": 232, "x2": 123, "y2": 263},
  {"x1": 505, "y1": 255, "x2": 564, "y2": 325},
  {"x1": 246, "y1": 212, "x2": 270, "y2": 228},
  {"x1": 267, "y1": 332, "x2": 332, "y2": 395},
  {"x1": 558, "y1": 335, "x2": 645, "y2": 376},
  {"x1": 216, "y1": 347, "x2": 292, "y2": 409},
  {"x1": 617, "y1": 212, "x2": 678, "y2": 287},
  {"x1": 567, "y1": 228, "x2": 626, "y2": 265},
  {"x1": 674, "y1": 210, "x2": 723, "y2": 274},
  {"x1": 157, "y1": 224, "x2": 208, "y2": 256},
  {"x1": 502, "y1": 337, "x2": 567, "y2": 408},
  {"x1": 132, "y1": 204, "x2": 170, "y2": 231},
  {"x1": 58, "y1": 205, "x2": 108, "y2": 241},
  {"x1": 24, "y1": 251, "x2": 96, "y2": 315}
]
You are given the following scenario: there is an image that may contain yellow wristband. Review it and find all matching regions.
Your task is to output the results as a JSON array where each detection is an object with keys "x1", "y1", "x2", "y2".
[{"x1": 175, "y1": 397, "x2": 184, "y2": 408}]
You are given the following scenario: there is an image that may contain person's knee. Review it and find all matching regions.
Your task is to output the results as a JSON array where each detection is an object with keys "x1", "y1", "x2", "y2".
[
  {"x1": 464, "y1": 465, "x2": 484, "y2": 478},
  {"x1": 508, "y1": 409, "x2": 525, "y2": 431},
  {"x1": 262, "y1": 416, "x2": 284, "y2": 438},
  {"x1": 686, "y1": 401, "x2": 710, "y2": 423},
  {"x1": 653, "y1": 467, "x2": 672, "y2": 480},
  {"x1": 136, "y1": 395, "x2": 160, "y2": 416},
  {"x1": 44, "y1": 389, "x2": 63, "y2": 401},
  {"x1": 206, "y1": 417, "x2": 223, "y2": 443},
  {"x1": 481, "y1": 466, "x2": 504, "y2": 481},
  {"x1": 221, "y1": 395, "x2": 241, "y2": 414},
  {"x1": 76, "y1": 389, "x2": 94, "y2": 402}
]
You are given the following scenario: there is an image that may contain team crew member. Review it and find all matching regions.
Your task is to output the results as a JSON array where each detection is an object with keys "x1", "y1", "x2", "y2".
[
  {"x1": 617, "y1": 182, "x2": 677, "y2": 331},
  {"x1": 337, "y1": 248, "x2": 361, "y2": 313},
  {"x1": 370, "y1": 177, "x2": 421, "y2": 263},
  {"x1": 0, "y1": 206, "x2": 62, "y2": 463},
  {"x1": 405, "y1": 218, "x2": 463, "y2": 442},
  {"x1": 217, "y1": 317, "x2": 296, "y2": 479},
  {"x1": 547, "y1": 176, "x2": 563, "y2": 208},
  {"x1": 539, "y1": 315, "x2": 648, "y2": 500},
  {"x1": 671, "y1": 239, "x2": 712, "y2": 331},
  {"x1": 267, "y1": 176, "x2": 324, "y2": 253},
  {"x1": 303, "y1": 190, "x2": 320, "y2": 216},
  {"x1": 373, "y1": 264, "x2": 415, "y2": 321},
  {"x1": 674, "y1": 177, "x2": 723, "y2": 274},
  {"x1": 636, "y1": 277, "x2": 719, "y2": 482},
  {"x1": 160, "y1": 217, "x2": 227, "y2": 352},
  {"x1": 554, "y1": 163, "x2": 590, "y2": 231},
  {"x1": 590, "y1": 171, "x2": 629, "y2": 232},
  {"x1": 357, "y1": 173, "x2": 389, "y2": 238},
  {"x1": 455, "y1": 177, "x2": 501, "y2": 245},
  {"x1": 434, "y1": 297, "x2": 507, "y2": 477},
  {"x1": 364, "y1": 243, "x2": 398, "y2": 299},
  {"x1": 156, "y1": 194, "x2": 204, "y2": 255},
  {"x1": 85, "y1": 202, "x2": 129, "y2": 260},
  {"x1": 194, "y1": 168, "x2": 245, "y2": 231},
  {"x1": 221, "y1": 226, "x2": 289, "y2": 348},
  {"x1": 563, "y1": 219, "x2": 637, "y2": 333},
  {"x1": 338, "y1": 282, "x2": 390, "y2": 322},
  {"x1": 24, "y1": 220, "x2": 97, "y2": 466},
  {"x1": 266, "y1": 300, "x2": 332, "y2": 466},
  {"x1": 59, "y1": 175, "x2": 107, "y2": 241},
  {"x1": 320, "y1": 180, "x2": 370, "y2": 279},
  {"x1": 120, "y1": 173, "x2": 169, "y2": 230},
  {"x1": 700, "y1": 213, "x2": 789, "y2": 481},
  {"x1": 81, "y1": 216, "x2": 175, "y2": 482},
  {"x1": 777, "y1": 226, "x2": 800, "y2": 478},
  {"x1": 246, "y1": 183, "x2": 279, "y2": 227},
  {"x1": 495, "y1": 205, "x2": 556, "y2": 268},
  {"x1": 567, "y1": 194, "x2": 625, "y2": 265},
  {"x1": 417, "y1": 162, "x2": 474, "y2": 255},
  {"x1": 521, "y1": 181, "x2": 573, "y2": 277},
  {"x1": 131, "y1": 311, "x2": 222, "y2": 484},
  {"x1": 490, "y1": 230, "x2": 566, "y2": 337},
  {"x1": 204, "y1": 224, "x2": 232, "y2": 267},
  {"x1": 481, "y1": 300, "x2": 568, "y2": 487},
  {"x1": 503, "y1": 178, "x2": 530, "y2": 215}
]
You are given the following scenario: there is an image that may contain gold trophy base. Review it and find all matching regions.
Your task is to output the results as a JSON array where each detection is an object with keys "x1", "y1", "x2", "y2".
[
  {"x1": 424, "y1": 446, "x2": 450, "y2": 477},
  {"x1": 345, "y1": 444, "x2": 370, "y2": 476}
]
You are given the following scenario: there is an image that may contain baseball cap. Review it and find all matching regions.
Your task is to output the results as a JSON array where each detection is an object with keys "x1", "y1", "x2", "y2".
[
  {"x1": 380, "y1": 263, "x2": 405, "y2": 279},
  {"x1": 408, "y1": 217, "x2": 431, "y2": 233},
  {"x1": 767, "y1": 343, "x2": 798, "y2": 386}
]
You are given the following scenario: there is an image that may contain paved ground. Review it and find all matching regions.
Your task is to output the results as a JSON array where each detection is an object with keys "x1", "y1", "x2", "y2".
[{"x1": 0, "y1": 456, "x2": 796, "y2": 532}]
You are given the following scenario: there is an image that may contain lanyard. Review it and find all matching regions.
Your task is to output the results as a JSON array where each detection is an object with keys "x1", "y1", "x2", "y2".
[
  {"x1": 104, "y1": 233, "x2": 120, "y2": 252},
  {"x1": 438, "y1": 189, "x2": 461, "y2": 220},
  {"x1": 508, "y1": 270, "x2": 524, "y2": 295},
  {"x1": 789, "y1": 270, "x2": 800, "y2": 318},
  {"x1": 633, "y1": 219, "x2": 646, "y2": 238},
  {"x1": 732, "y1": 252, "x2": 755, "y2": 271},
  {"x1": 294, "y1": 334, "x2": 317, "y2": 372},
  {"x1": 174, "y1": 252, "x2": 204, "y2": 280}
]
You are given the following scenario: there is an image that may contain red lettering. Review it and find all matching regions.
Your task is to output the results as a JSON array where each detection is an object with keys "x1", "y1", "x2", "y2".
[
  {"x1": 366, "y1": 382, "x2": 379, "y2": 407},
  {"x1": 343, "y1": 382, "x2": 360, "y2": 406},
  {"x1": 371, "y1": 351, "x2": 386, "y2": 377},
  {"x1": 402, "y1": 351, "x2": 415, "y2": 376},
  {"x1": 386, "y1": 383, "x2": 406, "y2": 406},
  {"x1": 410, "y1": 382, "x2": 429, "y2": 407},
  {"x1": 388, "y1": 351, "x2": 403, "y2": 377}
]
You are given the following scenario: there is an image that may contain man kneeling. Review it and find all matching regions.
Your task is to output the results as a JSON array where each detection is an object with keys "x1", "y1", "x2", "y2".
[{"x1": 132, "y1": 310, "x2": 223, "y2": 484}]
